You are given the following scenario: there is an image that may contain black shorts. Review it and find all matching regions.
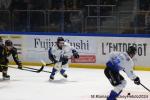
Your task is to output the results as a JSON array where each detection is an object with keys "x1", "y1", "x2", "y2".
[{"x1": 104, "y1": 67, "x2": 124, "y2": 86}]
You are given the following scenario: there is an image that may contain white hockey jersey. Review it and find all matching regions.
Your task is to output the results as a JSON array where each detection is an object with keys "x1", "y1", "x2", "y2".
[
  {"x1": 106, "y1": 51, "x2": 137, "y2": 80},
  {"x1": 49, "y1": 42, "x2": 75, "y2": 61}
]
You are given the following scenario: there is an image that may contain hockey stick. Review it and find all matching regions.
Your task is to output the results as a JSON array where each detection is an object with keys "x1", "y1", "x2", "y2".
[
  {"x1": 20, "y1": 65, "x2": 52, "y2": 73},
  {"x1": 22, "y1": 66, "x2": 45, "y2": 73},
  {"x1": 7, "y1": 65, "x2": 42, "y2": 73},
  {"x1": 41, "y1": 60, "x2": 54, "y2": 66},
  {"x1": 140, "y1": 83, "x2": 150, "y2": 92},
  {"x1": 39, "y1": 60, "x2": 54, "y2": 73},
  {"x1": 40, "y1": 57, "x2": 72, "y2": 73}
]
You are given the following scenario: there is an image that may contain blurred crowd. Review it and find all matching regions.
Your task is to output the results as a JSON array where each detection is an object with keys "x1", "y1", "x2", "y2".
[
  {"x1": 0, "y1": 0, "x2": 120, "y2": 10},
  {"x1": 0, "y1": 0, "x2": 150, "y2": 33}
]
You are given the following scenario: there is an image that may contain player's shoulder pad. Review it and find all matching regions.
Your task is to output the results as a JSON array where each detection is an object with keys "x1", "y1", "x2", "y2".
[
  {"x1": 52, "y1": 44, "x2": 57, "y2": 48},
  {"x1": 64, "y1": 42, "x2": 71, "y2": 47}
]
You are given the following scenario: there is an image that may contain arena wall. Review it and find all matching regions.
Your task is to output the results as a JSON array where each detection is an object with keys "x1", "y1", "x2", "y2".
[{"x1": 1, "y1": 32, "x2": 150, "y2": 71}]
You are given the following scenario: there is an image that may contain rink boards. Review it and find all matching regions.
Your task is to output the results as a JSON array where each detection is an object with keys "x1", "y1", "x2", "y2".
[{"x1": 1, "y1": 32, "x2": 150, "y2": 71}]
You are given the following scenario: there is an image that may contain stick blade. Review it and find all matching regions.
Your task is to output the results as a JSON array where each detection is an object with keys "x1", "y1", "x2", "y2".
[
  {"x1": 41, "y1": 60, "x2": 46, "y2": 66},
  {"x1": 36, "y1": 65, "x2": 44, "y2": 73}
]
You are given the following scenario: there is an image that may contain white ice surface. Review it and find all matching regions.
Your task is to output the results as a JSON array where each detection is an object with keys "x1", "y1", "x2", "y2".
[{"x1": 0, "y1": 65, "x2": 150, "y2": 100}]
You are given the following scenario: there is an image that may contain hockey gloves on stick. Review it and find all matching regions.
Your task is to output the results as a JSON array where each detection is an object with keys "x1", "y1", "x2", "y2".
[
  {"x1": 60, "y1": 55, "x2": 68, "y2": 62},
  {"x1": 73, "y1": 52, "x2": 79, "y2": 58},
  {"x1": 72, "y1": 49, "x2": 79, "y2": 59}
]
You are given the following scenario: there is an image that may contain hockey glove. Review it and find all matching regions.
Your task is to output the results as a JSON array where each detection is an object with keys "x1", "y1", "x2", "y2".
[
  {"x1": 134, "y1": 77, "x2": 140, "y2": 85},
  {"x1": 49, "y1": 54, "x2": 58, "y2": 64},
  {"x1": 73, "y1": 52, "x2": 79, "y2": 58},
  {"x1": 53, "y1": 59, "x2": 58, "y2": 64},
  {"x1": 60, "y1": 55, "x2": 68, "y2": 62}
]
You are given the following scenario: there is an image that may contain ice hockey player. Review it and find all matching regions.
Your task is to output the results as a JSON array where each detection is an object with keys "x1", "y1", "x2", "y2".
[
  {"x1": 0, "y1": 40, "x2": 22, "y2": 80},
  {"x1": 48, "y1": 37, "x2": 79, "y2": 80},
  {"x1": 104, "y1": 46, "x2": 140, "y2": 100}
]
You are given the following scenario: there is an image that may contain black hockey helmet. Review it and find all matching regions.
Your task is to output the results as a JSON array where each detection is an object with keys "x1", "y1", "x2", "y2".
[
  {"x1": 57, "y1": 37, "x2": 64, "y2": 43},
  {"x1": 127, "y1": 46, "x2": 137, "y2": 55},
  {"x1": 5, "y1": 40, "x2": 13, "y2": 46}
]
